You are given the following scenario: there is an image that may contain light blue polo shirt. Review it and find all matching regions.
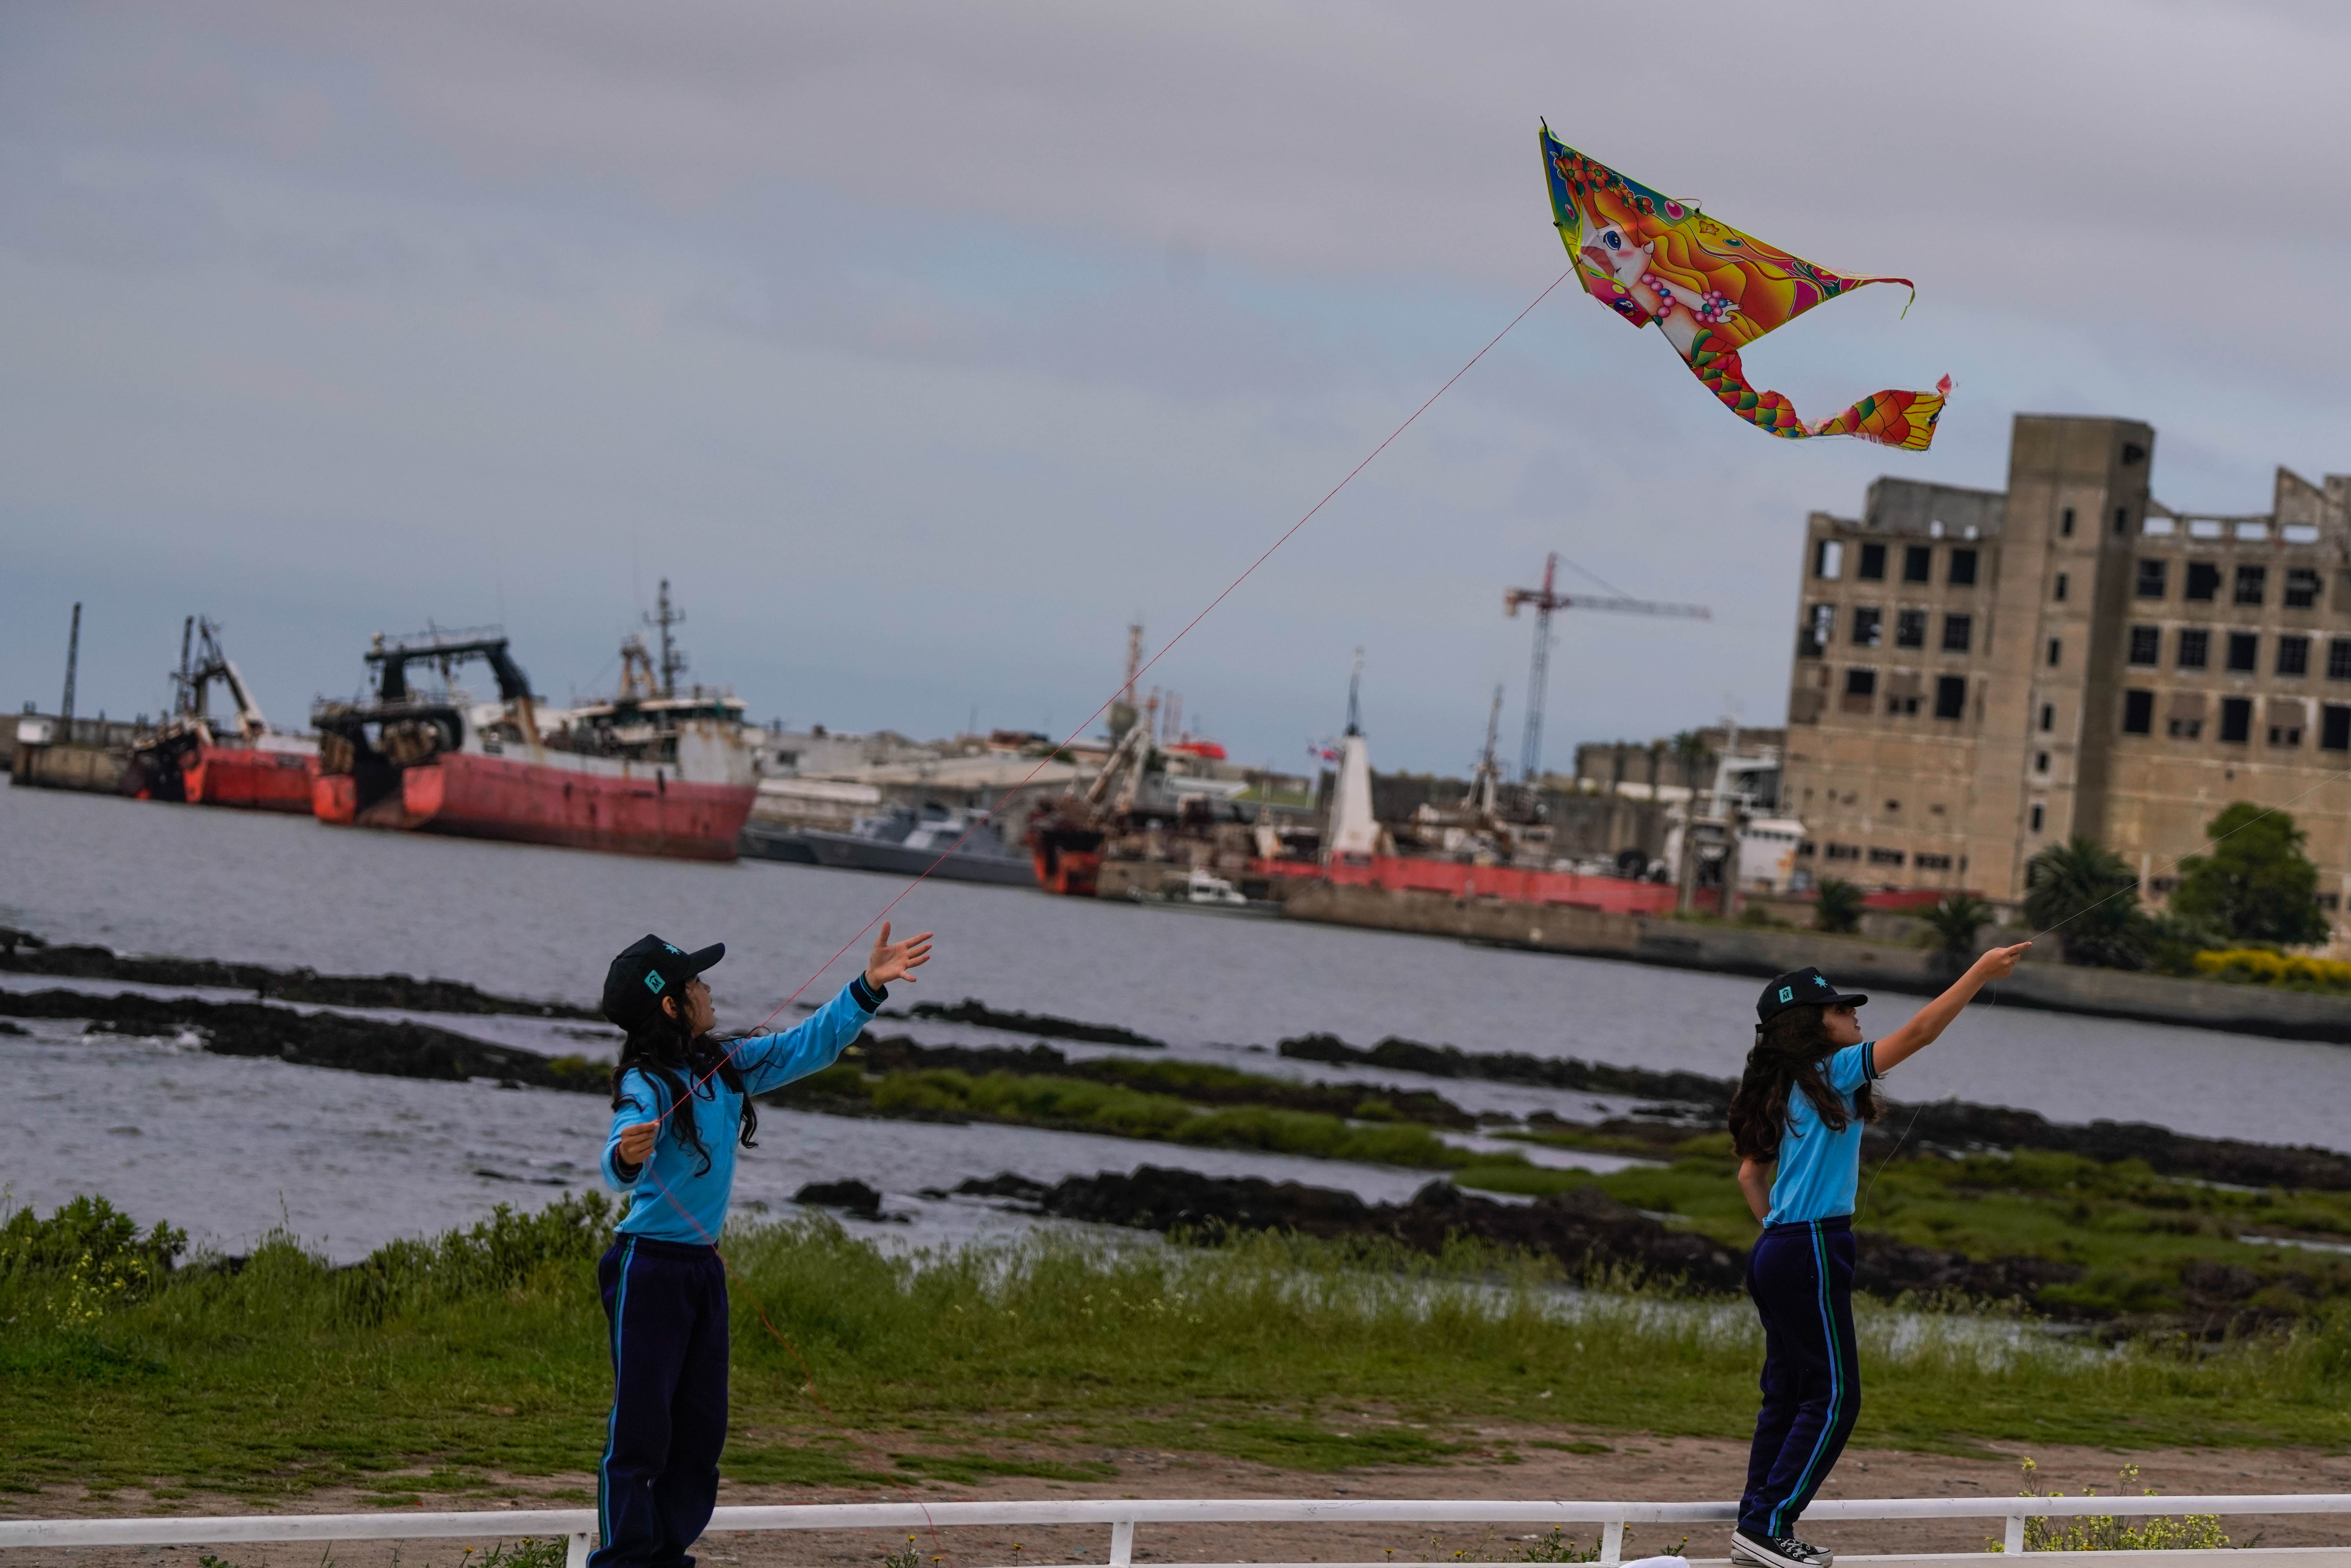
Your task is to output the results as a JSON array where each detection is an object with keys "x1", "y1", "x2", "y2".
[{"x1": 1763, "y1": 1041, "x2": 1879, "y2": 1227}]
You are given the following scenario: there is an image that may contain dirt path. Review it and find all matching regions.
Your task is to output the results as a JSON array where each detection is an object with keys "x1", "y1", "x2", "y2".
[{"x1": 11, "y1": 1431, "x2": 2346, "y2": 1568}]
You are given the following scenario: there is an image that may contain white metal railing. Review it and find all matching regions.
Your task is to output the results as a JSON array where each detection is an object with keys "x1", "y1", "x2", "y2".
[{"x1": 2, "y1": 1495, "x2": 2347, "y2": 1568}]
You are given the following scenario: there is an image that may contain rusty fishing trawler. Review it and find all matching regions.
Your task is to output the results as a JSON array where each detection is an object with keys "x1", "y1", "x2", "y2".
[
  {"x1": 309, "y1": 608, "x2": 756, "y2": 861},
  {"x1": 123, "y1": 617, "x2": 318, "y2": 812}
]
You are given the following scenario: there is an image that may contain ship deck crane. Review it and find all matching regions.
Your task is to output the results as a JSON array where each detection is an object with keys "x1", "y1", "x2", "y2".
[
  {"x1": 1504, "y1": 552, "x2": 1710, "y2": 784},
  {"x1": 172, "y1": 616, "x2": 270, "y2": 740}
]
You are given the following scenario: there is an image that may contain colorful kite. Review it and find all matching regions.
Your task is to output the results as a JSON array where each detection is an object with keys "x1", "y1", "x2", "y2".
[{"x1": 1540, "y1": 124, "x2": 1948, "y2": 450}]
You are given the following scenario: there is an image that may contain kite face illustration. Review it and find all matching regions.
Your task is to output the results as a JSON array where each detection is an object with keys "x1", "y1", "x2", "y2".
[{"x1": 1541, "y1": 126, "x2": 1948, "y2": 450}]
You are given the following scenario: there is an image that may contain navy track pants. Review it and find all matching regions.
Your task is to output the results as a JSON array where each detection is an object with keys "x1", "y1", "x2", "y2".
[
  {"x1": 590, "y1": 1236, "x2": 730, "y2": 1568},
  {"x1": 1738, "y1": 1216, "x2": 1861, "y2": 1540}
]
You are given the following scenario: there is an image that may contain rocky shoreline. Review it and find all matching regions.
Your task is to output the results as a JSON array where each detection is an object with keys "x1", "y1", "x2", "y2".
[
  {"x1": 926, "y1": 1164, "x2": 2311, "y2": 1335},
  {"x1": 900, "y1": 998, "x2": 1166, "y2": 1049},
  {"x1": 0, "y1": 987, "x2": 606, "y2": 1091},
  {"x1": 0, "y1": 927, "x2": 595, "y2": 1018},
  {"x1": 8, "y1": 958, "x2": 2347, "y2": 1335},
  {"x1": 1287, "y1": 1030, "x2": 2351, "y2": 1192}
]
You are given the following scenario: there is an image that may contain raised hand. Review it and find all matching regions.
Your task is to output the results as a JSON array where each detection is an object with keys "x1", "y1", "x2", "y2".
[
  {"x1": 865, "y1": 921, "x2": 935, "y2": 990},
  {"x1": 1975, "y1": 941, "x2": 2032, "y2": 981}
]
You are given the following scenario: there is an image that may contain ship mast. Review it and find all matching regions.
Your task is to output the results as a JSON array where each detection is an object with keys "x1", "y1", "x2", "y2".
[{"x1": 646, "y1": 579, "x2": 688, "y2": 698}]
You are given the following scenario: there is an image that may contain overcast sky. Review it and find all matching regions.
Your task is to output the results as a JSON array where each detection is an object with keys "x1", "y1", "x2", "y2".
[{"x1": 5, "y1": 1, "x2": 2347, "y2": 776}]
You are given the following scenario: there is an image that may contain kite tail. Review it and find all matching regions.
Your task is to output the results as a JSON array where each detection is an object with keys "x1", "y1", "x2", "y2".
[{"x1": 1687, "y1": 331, "x2": 1948, "y2": 452}]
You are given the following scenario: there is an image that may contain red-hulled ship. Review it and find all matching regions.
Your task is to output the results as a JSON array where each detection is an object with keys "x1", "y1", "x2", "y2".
[
  {"x1": 310, "y1": 619, "x2": 756, "y2": 861},
  {"x1": 124, "y1": 617, "x2": 319, "y2": 813}
]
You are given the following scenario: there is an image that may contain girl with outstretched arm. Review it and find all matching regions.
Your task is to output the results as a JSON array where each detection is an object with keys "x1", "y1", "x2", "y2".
[
  {"x1": 1724, "y1": 943, "x2": 2029, "y2": 1568},
  {"x1": 591, "y1": 922, "x2": 933, "y2": 1568}
]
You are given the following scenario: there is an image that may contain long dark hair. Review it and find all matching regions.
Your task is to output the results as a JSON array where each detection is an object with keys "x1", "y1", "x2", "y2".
[
  {"x1": 1726, "y1": 1004, "x2": 1882, "y2": 1163},
  {"x1": 610, "y1": 1003, "x2": 759, "y2": 1178}
]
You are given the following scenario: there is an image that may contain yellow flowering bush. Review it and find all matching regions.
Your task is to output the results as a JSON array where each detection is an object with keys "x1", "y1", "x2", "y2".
[{"x1": 2194, "y1": 948, "x2": 2351, "y2": 991}]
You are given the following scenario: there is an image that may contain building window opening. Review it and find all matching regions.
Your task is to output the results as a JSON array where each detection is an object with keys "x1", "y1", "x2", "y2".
[
  {"x1": 2330, "y1": 639, "x2": 2351, "y2": 681},
  {"x1": 2029, "y1": 803, "x2": 2046, "y2": 833},
  {"x1": 1903, "y1": 545, "x2": 1932, "y2": 583},
  {"x1": 1935, "y1": 675, "x2": 1968, "y2": 721},
  {"x1": 1888, "y1": 695, "x2": 1921, "y2": 716},
  {"x1": 1858, "y1": 542, "x2": 1887, "y2": 580},
  {"x1": 1824, "y1": 842, "x2": 1860, "y2": 861},
  {"x1": 2114, "y1": 506, "x2": 2131, "y2": 535},
  {"x1": 2178, "y1": 628, "x2": 2211, "y2": 670},
  {"x1": 2047, "y1": 637, "x2": 2063, "y2": 667},
  {"x1": 2136, "y1": 559, "x2": 2167, "y2": 598},
  {"x1": 2227, "y1": 632, "x2": 2260, "y2": 673},
  {"x1": 2279, "y1": 635, "x2": 2311, "y2": 677},
  {"x1": 2323, "y1": 705, "x2": 2351, "y2": 752},
  {"x1": 2035, "y1": 750, "x2": 2052, "y2": 772},
  {"x1": 2287, "y1": 567, "x2": 2322, "y2": 609},
  {"x1": 2169, "y1": 718, "x2": 2204, "y2": 739},
  {"x1": 2186, "y1": 562, "x2": 2221, "y2": 602},
  {"x1": 1942, "y1": 613, "x2": 1973, "y2": 653},
  {"x1": 1949, "y1": 547, "x2": 1978, "y2": 586},
  {"x1": 1895, "y1": 609, "x2": 1927, "y2": 649},
  {"x1": 1867, "y1": 847, "x2": 1905, "y2": 866},
  {"x1": 1841, "y1": 668, "x2": 1877, "y2": 713},
  {"x1": 2235, "y1": 564, "x2": 2267, "y2": 605},
  {"x1": 2127, "y1": 626, "x2": 2160, "y2": 666},
  {"x1": 1799, "y1": 603, "x2": 1834, "y2": 658},
  {"x1": 1814, "y1": 539, "x2": 1844, "y2": 579},
  {"x1": 1852, "y1": 606, "x2": 1883, "y2": 646},
  {"x1": 2054, "y1": 571, "x2": 2069, "y2": 602},
  {"x1": 1914, "y1": 852, "x2": 1953, "y2": 871},
  {"x1": 2061, "y1": 506, "x2": 2076, "y2": 537},
  {"x1": 2220, "y1": 696, "x2": 2252, "y2": 744},
  {"x1": 2122, "y1": 690, "x2": 2154, "y2": 735},
  {"x1": 2270, "y1": 722, "x2": 2304, "y2": 748},
  {"x1": 2039, "y1": 702, "x2": 2056, "y2": 732}
]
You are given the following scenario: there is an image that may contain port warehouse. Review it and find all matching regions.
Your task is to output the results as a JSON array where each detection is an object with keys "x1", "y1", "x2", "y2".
[{"x1": 18, "y1": 413, "x2": 2351, "y2": 949}]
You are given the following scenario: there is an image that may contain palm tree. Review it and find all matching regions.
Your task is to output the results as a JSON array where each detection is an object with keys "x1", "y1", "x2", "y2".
[
  {"x1": 1814, "y1": 876, "x2": 1865, "y2": 935},
  {"x1": 1922, "y1": 892, "x2": 1994, "y2": 970},
  {"x1": 2023, "y1": 836, "x2": 2147, "y2": 968},
  {"x1": 1669, "y1": 730, "x2": 1714, "y2": 792}
]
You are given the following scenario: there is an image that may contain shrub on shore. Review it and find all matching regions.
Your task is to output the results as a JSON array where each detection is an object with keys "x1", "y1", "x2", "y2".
[{"x1": 2193, "y1": 947, "x2": 2351, "y2": 993}]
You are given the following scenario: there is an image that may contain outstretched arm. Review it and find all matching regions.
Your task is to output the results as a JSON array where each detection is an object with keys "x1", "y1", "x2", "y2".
[
  {"x1": 733, "y1": 923, "x2": 939, "y2": 1096},
  {"x1": 1874, "y1": 943, "x2": 2031, "y2": 1073}
]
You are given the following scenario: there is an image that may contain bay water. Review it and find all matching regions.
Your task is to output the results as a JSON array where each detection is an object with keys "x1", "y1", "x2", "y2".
[{"x1": 5, "y1": 785, "x2": 2347, "y2": 1260}]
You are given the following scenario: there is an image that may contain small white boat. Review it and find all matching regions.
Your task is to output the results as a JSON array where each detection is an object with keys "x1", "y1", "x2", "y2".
[{"x1": 1129, "y1": 866, "x2": 1279, "y2": 916}]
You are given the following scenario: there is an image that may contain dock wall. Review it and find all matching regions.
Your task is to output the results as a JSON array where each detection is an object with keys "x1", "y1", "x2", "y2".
[
  {"x1": 1279, "y1": 882, "x2": 2351, "y2": 1045},
  {"x1": 11, "y1": 742, "x2": 127, "y2": 793}
]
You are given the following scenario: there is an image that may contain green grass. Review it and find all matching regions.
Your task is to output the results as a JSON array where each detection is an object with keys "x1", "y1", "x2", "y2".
[
  {"x1": 850, "y1": 1067, "x2": 1515, "y2": 1170},
  {"x1": 5, "y1": 1193, "x2": 2351, "y2": 1502}
]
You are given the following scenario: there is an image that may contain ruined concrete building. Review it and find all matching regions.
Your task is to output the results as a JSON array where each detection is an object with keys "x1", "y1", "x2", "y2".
[{"x1": 1783, "y1": 412, "x2": 2351, "y2": 915}]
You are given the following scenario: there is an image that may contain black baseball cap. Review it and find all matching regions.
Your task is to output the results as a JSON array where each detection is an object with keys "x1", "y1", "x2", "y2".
[
  {"x1": 602, "y1": 934, "x2": 725, "y2": 1029},
  {"x1": 1756, "y1": 966, "x2": 1868, "y2": 1025}
]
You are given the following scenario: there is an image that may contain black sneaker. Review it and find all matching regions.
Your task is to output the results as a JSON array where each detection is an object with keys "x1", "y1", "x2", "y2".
[{"x1": 1731, "y1": 1532, "x2": 1834, "y2": 1568}]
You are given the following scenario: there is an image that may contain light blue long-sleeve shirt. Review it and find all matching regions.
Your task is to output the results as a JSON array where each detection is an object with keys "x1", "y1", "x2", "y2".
[{"x1": 601, "y1": 979, "x2": 880, "y2": 1242}]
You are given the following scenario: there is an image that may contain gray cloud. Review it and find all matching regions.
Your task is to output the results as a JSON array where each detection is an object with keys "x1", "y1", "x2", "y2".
[{"x1": 1, "y1": 1, "x2": 2345, "y2": 772}]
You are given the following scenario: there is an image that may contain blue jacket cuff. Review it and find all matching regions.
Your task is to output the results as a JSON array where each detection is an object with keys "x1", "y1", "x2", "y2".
[{"x1": 849, "y1": 974, "x2": 887, "y2": 1012}]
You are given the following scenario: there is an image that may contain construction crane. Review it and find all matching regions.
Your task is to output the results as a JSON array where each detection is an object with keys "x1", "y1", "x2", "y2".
[{"x1": 1504, "y1": 552, "x2": 1711, "y2": 784}]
